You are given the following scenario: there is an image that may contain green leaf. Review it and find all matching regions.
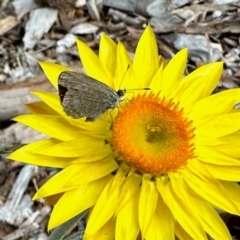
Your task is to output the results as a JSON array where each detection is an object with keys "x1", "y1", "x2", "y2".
[
  {"x1": 64, "y1": 231, "x2": 85, "y2": 240},
  {"x1": 48, "y1": 211, "x2": 88, "y2": 240}
]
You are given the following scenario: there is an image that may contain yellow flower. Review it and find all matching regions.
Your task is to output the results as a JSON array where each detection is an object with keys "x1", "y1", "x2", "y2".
[{"x1": 8, "y1": 25, "x2": 240, "y2": 240}]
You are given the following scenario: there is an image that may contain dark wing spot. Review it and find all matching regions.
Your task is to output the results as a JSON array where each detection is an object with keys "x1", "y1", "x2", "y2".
[
  {"x1": 58, "y1": 84, "x2": 68, "y2": 102},
  {"x1": 85, "y1": 116, "x2": 95, "y2": 122}
]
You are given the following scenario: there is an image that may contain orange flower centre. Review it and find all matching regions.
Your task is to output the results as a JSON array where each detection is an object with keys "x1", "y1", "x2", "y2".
[{"x1": 112, "y1": 94, "x2": 195, "y2": 174}]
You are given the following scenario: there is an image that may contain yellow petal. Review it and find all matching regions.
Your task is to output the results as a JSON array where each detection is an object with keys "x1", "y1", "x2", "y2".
[
  {"x1": 183, "y1": 62, "x2": 223, "y2": 90},
  {"x1": 162, "y1": 48, "x2": 188, "y2": 96},
  {"x1": 113, "y1": 41, "x2": 131, "y2": 90},
  {"x1": 85, "y1": 172, "x2": 124, "y2": 235},
  {"x1": 19, "y1": 137, "x2": 60, "y2": 151},
  {"x1": 159, "y1": 55, "x2": 167, "y2": 68},
  {"x1": 32, "y1": 92, "x2": 64, "y2": 115},
  {"x1": 230, "y1": 108, "x2": 240, "y2": 113},
  {"x1": 196, "y1": 112, "x2": 240, "y2": 138},
  {"x1": 13, "y1": 114, "x2": 81, "y2": 141},
  {"x1": 194, "y1": 135, "x2": 223, "y2": 146},
  {"x1": 196, "y1": 146, "x2": 240, "y2": 165},
  {"x1": 139, "y1": 176, "x2": 158, "y2": 238},
  {"x1": 191, "y1": 88, "x2": 240, "y2": 121},
  {"x1": 178, "y1": 76, "x2": 211, "y2": 110},
  {"x1": 121, "y1": 63, "x2": 139, "y2": 89},
  {"x1": 33, "y1": 157, "x2": 118, "y2": 199},
  {"x1": 215, "y1": 132, "x2": 240, "y2": 158},
  {"x1": 8, "y1": 139, "x2": 70, "y2": 168},
  {"x1": 39, "y1": 62, "x2": 72, "y2": 88},
  {"x1": 220, "y1": 131, "x2": 240, "y2": 143},
  {"x1": 99, "y1": 33, "x2": 117, "y2": 76},
  {"x1": 70, "y1": 148, "x2": 112, "y2": 163},
  {"x1": 34, "y1": 136, "x2": 108, "y2": 158},
  {"x1": 149, "y1": 64, "x2": 163, "y2": 95},
  {"x1": 219, "y1": 181, "x2": 240, "y2": 206},
  {"x1": 156, "y1": 177, "x2": 206, "y2": 240},
  {"x1": 167, "y1": 81, "x2": 183, "y2": 101},
  {"x1": 76, "y1": 39, "x2": 113, "y2": 87},
  {"x1": 133, "y1": 25, "x2": 158, "y2": 86},
  {"x1": 84, "y1": 218, "x2": 116, "y2": 240},
  {"x1": 116, "y1": 186, "x2": 140, "y2": 240},
  {"x1": 48, "y1": 175, "x2": 111, "y2": 229},
  {"x1": 169, "y1": 173, "x2": 230, "y2": 240},
  {"x1": 175, "y1": 222, "x2": 193, "y2": 240},
  {"x1": 25, "y1": 101, "x2": 58, "y2": 115},
  {"x1": 187, "y1": 190, "x2": 231, "y2": 240},
  {"x1": 108, "y1": 163, "x2": 129, "y2": 195},
  {"x1": 200, "y1": 162, "x2": 240, "y2": 181},
  {"x1": 182, "y1": 160, "x2": 240, "y2": 215},
  {"x1": 145, "y1": 196, "x2": 174, "y2": 240},
  {"x1": 180, "y1": 62, "x2": 223, "y2": 104},
  {"x1": 214, "y1": 144, "x2": 240, "y2": 159},
  {"x1": 116, "y1": 172, "x2": 142, "y2": 212}
]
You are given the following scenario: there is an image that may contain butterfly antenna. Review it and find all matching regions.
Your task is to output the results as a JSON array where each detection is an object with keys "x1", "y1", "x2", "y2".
[
  {"x1": 119, "y1": 64, "x2": 130, "y2": 90},
  {"x1": 126, "y1": 88, "x2": 151, "y2": 91}
]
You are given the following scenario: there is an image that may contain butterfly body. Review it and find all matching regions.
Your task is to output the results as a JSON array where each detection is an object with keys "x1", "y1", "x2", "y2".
[{"x1": 58, "y1": 71, "x2": 125, "y2": 121}]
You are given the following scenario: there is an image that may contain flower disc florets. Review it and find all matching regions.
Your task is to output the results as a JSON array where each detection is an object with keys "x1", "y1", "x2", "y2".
[{"x1": 112, "y1": 93, "x2": 195, "y2": 174}]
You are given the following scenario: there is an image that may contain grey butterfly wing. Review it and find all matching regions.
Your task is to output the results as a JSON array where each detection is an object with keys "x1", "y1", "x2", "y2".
[{"x1": 58, "y1": 71, "x2": 121, "y2": 121}]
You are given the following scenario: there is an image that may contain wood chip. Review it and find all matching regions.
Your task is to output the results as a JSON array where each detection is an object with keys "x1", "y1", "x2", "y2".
[
  {"x1": 70, "y1": 22, "x2": 99, "y2": 35},
  {"x1": 23, "y1": 8, "x2": 58, "y2": 49},
  {"x1": 0, "y1": 165, "x2": 39, "y2": 225},
  {"x1": 0, "y1": 74, "x2": 54, "y2": 121},
  {"x1": 0, "y1": 16, "x2": 19, "y2": 35}
]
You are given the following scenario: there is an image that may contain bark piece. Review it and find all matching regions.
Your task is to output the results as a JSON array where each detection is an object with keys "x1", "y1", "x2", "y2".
[
  {"x1": 23, "y1": 8, "x2": 58, "y2": 50},
  {"x1": 0, "y1": 16, "x2": 19, "y2": 35},
  {"x1": 0, "y1": 165, "x2": 39, "y2": 225},
  {"x1": 0, "y1": 74, "x2": 54, "y2": 122}
]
